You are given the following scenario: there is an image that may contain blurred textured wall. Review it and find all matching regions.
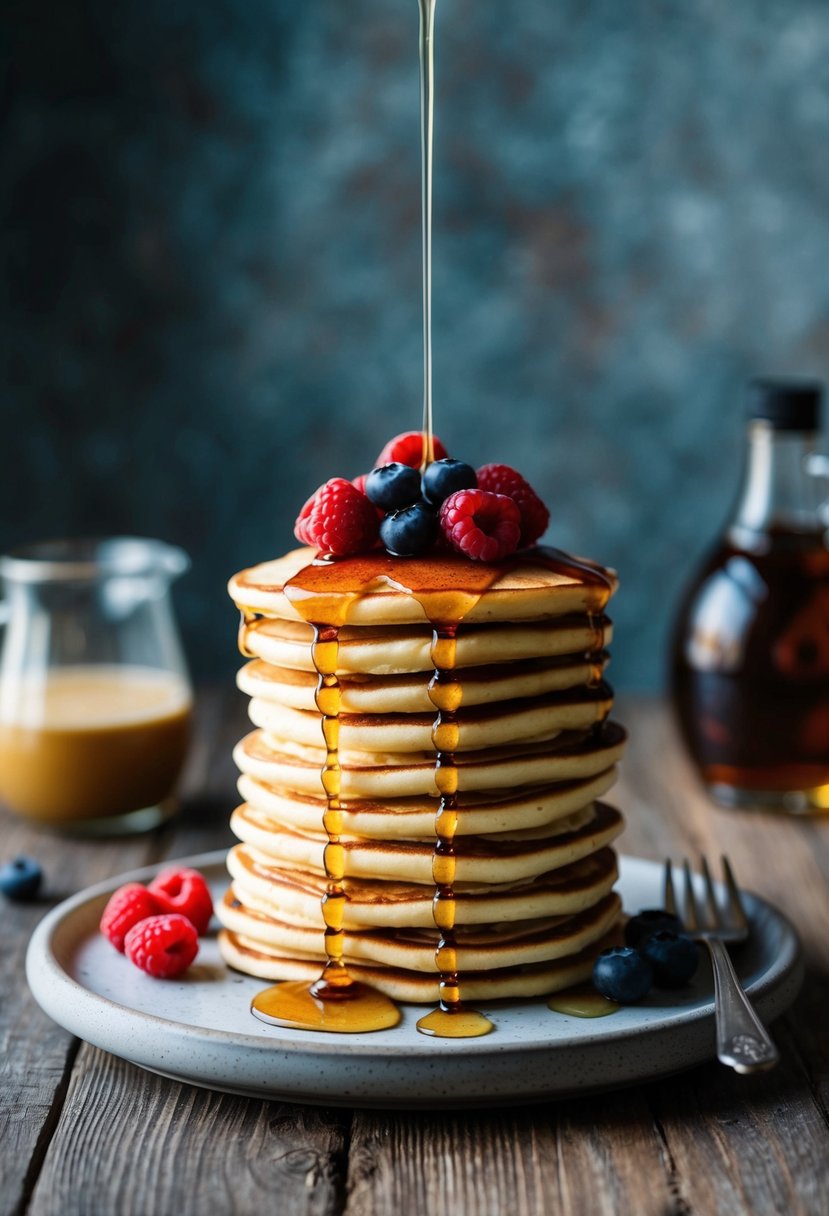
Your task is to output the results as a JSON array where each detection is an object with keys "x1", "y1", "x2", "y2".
[{"x1": 3, "y1": 0, "x2": 829, "y2": 687}]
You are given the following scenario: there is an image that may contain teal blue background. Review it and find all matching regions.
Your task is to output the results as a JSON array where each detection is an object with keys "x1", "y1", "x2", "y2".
[{"x1": 3, "y1": 1, "x2": 829, "y2": 686}]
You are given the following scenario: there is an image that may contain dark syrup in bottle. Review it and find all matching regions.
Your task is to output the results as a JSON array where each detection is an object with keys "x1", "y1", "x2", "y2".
[{"x1": 671, "y1": 380, "x2": 829, "y2": 812}]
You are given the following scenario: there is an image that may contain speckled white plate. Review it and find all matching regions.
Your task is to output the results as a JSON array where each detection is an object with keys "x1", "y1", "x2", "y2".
[{"x1": 26, "y1": 852, "x2": 803, "y2": 1107}]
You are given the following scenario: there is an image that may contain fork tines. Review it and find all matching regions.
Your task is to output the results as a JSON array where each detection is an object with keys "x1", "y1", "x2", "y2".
[{"x1": 663, "y1": 855, "x2": 749, "y2": 935}]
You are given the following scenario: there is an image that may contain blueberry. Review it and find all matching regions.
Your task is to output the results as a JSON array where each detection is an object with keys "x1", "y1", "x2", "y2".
[
  {"x1": 624, "y1": 908, "x2": 683, "y2": 950},
  {"x1": 0, "y1": 856, "x2": 43, "y2": 902},
  {"x1": 365, "y1": 463, "x2": 422, "y2": 511},
  {"x1": 380, "y1": 502, "x2": 438, "y2": 556},
  {"x1": 641, "y1": 931, "x2": 699, "y2": 988},
  {"x1": 421, "y1": 458, "x2": 477, "y2": 506},
  {"x1": 592, "y1": 946, "x2": 653, "y2": 1003}
]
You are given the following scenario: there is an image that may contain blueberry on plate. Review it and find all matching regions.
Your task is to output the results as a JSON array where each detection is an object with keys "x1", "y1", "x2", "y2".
[
  {"x1": 421, "y1": 458, "x2": 477, "y2": 506},
  {"x1": 0, "y1": 856, "x2": 43, "y2": 901},
  {"x1": 592, "y1": 946, "x2": 653, "y2": 1003},
  {"x1": 641, "y1": 930, "x2": 699, "y2": 988},
  {"x1": 365, "y1": 463, "x2": 422, "y2": 511},
  {"x1": 380, "y1": 502, "x2": 438, "y2": 556},
  {"x1": 624, "y1": 908, "x2": 684, "y2": 950}
]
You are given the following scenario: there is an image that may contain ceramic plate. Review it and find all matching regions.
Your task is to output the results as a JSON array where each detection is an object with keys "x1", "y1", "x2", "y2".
[{"x1": 26, "y1": 852, "x2": 803, "y2": 1107}]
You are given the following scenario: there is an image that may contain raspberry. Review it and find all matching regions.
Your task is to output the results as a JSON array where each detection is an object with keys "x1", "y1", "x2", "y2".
[
  {"x1": 100, "y1": 883, "x2": 163, "y2": 952},
  {"x1": 293, "y1": 478, "x2": 380, "y2": 557},
  {"x1": 476, "y1": 464, "x2": 550, "y2": 546},
  {"x1": 124, "y1": 913, "x2": 199, "y2": 978},
  {"x1": 376, "y1": 431, "x2": 448, "y2": 469},
  {"x1": 439, "y1": 489, "x2": 521, "y2": 561},
  {"x1": 148, "y1": 867, "x2": 214, "y2": 934}
]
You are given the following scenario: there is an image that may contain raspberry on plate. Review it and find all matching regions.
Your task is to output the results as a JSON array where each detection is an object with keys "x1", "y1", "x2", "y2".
[
  {"x1": 100, "y1": 883, "x2": 163, "y2": 952},
  {"x1": 124, "y1": 913, "x2": 199, "y2": 978},
  {"x1": 476, "y1": 463, "x2": 549, "y2": 546},
  {"x1": 293, "y1": 478, "x2": 380, "y2": 557},
  {"x1": 149, "y1": 867, "x2": 213, "y2": 935},
  {"x1": 439, "y1": 489, "x2": 521, "y2": 561},
  {"x1": 376, "y1": 431, "x2": 448, "y2": 470}
]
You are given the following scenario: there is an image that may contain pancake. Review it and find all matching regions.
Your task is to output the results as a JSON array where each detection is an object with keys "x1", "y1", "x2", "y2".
[
  {"x1": 218, "y1": 924, "x2": 622, "y2": 1003},
  {"x1": 237, "y1": 653, "x2": 611, "y2": 712},
  {"x1": 247, "y1": 684, "x2": 614, "y2": 753},
  {"x1": 231, "y1": 546, "x2": 618, "y2": 627},
  {"x1": 242, "y1": 616, "x2": 613, "y2": 676},
  {"x1": 235, "y1": 767, "x2": 619, "y2": 838},
  {"x1": 234, "y1": 721, "x2": 627, "y2": 798},
  {"x1": 217, "y1": 890, "x2": 622, "y2": 974},
  {"x1": 224, "y1": 844, "x2": 620, "y2": 929},
  {"x1": 228, "y1": 801, "x2": 623, "y2": 885}
]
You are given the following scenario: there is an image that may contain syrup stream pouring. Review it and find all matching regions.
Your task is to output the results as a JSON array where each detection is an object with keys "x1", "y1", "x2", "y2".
[{"x1": 418, "y1": 0, "x2": 437, "y2": 467}]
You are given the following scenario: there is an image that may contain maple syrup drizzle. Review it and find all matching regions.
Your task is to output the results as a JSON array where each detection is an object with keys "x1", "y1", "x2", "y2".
[
  {"x1": 418, "y1": 0, "x2": 438, "y2": 467},
  {"x1": 251, "y1": 576, "x2": 400, "y2": 1032},
  {"x1": 416, "y1": 625, "x2": 494, "y2": 1038},
  {"x1": 547, "y1": 985, "x2": 620, "y2": 1018}
]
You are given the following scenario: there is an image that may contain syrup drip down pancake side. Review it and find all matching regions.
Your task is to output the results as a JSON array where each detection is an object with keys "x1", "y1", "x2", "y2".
[{"x1": 217, "y1": 547, "x2": 627, "y2": 1007}]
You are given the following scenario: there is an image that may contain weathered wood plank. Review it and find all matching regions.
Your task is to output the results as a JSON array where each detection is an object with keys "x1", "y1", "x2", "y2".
[
  {"x1": 651, "y1": 1057, "x2": 829, "y2": 1216},
  {"x1": 28, "y1": 1047, "x2": 349, "y2": 1216},
  {"x1": 0, "y1": 812, "x2": 158, "y2": 1216},
  {"x1": 344, "y1": 1090, "x2": 687, "y2": 1216}
]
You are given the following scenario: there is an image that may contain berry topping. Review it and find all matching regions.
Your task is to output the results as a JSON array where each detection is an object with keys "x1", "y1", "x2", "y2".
[
  {"x1": 100, "y1": 883, "x2": 163, "y2": 951},
  {"x1": 592, "y1": 946, "x2": 653, "y2": 1004},
  {"x1": 294, "y1": 489, "x2": 317, "y2": 545},
  {"x1": 365, "y1": 463, "x2": 423, "y2": 511},
  {"x1": 380, "y1": 502, "x2": 439, "y2": 556},
  {"x1": 149, "y1": 867, "x2": 213, "y2": 935},
  {"x1": 476, "y1": 463, "x2": 549, "y2": 546},
  {"x1": 293, "y1": 478, "x2": 380, "y2": 557},
  {"x1": 0, "y1": 855, "x2": 43, "y2": 902},
  {"x1": 376, "y1": 431, "x2": 448, "y2": 469},
  {"x1": 421, "y1": 458, "x2": 477, "y2": 507},
  {"x1": 124, "y1": 913, "x2": 199, "y2": 979},
  {"x1": 640, "y1": 931, "x2": 699, "y2": 988},
  {"x1": 624, "y1": 909, "x2": 684, "y2": 950},
  {"x1": 439, "y1": 489, "x2": 521, "y2": 562}
]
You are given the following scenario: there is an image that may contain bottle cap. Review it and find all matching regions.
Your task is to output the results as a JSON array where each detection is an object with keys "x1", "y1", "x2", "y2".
[{"x1": 747, "y1": 379, "x2": 823, "y2": 431}]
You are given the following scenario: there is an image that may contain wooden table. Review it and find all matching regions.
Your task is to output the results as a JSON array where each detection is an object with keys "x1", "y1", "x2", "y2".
[{"x1": 2, "y1": 691, "x2": 829, "y2": 1216}]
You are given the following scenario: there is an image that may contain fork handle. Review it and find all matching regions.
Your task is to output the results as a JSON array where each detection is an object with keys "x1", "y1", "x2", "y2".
[{"x1": 704, "y1": 938, "x2": 780, "y2": 1073}]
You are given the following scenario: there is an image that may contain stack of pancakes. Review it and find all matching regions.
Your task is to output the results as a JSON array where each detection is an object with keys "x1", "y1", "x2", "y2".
[{"x1": 217, "y1": 546, "x2": 626, "y2": 1004}]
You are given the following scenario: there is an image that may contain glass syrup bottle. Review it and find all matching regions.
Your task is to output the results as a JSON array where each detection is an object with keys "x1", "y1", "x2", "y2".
[{"x1": 671, "y1": 379, "x2": 829, "y2": 813}]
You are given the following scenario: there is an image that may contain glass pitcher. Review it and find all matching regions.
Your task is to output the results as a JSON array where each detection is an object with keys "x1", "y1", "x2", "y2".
[{"x1": 0, "y1": 537, "x2": 193, "y2": 833}]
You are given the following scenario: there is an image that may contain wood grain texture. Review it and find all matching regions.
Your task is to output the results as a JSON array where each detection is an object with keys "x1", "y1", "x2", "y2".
[
  {"x1": 28, "y1": 1048, "x2": 348, "y2": 1216},
  {"x1": 4, "y1": 691, "x2": 829, "y2": 1216},
  {"x1": 0, "y1": 814, "x2": 157, "y2": 1216}
]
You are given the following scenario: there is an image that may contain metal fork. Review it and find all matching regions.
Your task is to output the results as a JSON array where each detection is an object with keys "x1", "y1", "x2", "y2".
[{"x1": 664, "y1": 857, "x2": 779, "y2": 1073}]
